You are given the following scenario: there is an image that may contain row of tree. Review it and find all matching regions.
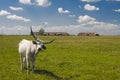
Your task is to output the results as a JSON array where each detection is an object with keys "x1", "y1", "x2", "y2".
[{"x1": 30, "y1": 28, "x2": 100, "y2": 36}]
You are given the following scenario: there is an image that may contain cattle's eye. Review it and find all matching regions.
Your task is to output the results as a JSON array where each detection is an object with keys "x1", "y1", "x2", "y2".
[{"x1": 32, "y1": 41, "x2": 37, "y2": 44}]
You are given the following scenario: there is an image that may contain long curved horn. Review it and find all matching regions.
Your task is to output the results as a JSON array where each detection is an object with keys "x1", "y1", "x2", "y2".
[
  {"x1": 43, "y1": 39, "x2": 55, "y2": 44},
  {"x1": 30, "y1": 26, "x2": 37, "y2": 40}
]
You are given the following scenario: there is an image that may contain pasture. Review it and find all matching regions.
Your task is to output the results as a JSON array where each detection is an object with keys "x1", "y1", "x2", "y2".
[{"x1": 0, "y1": 35, "x2": 120, "y2": 80}]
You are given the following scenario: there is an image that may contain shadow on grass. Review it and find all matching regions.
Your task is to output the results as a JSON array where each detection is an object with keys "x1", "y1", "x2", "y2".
[{"x1": 35, "y1": 69, "x2": 65, "y2": 80}]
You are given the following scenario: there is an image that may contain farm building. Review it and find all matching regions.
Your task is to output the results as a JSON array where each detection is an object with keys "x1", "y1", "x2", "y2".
[
  {"x1": 44, "y1": 32, "x2": 69, "y2": 36},
  {"x1": 78, "y1": 32, "x2": 99, "y2": 36},
  {"x1": 33, "y1": 32, "x2": 69, "y2": 36},
  {"x1": 33, "y1": 32, "x2": 39, "y2": 35}
]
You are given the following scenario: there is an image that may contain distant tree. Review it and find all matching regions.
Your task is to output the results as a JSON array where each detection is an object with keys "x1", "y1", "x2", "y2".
[{"x1": 39, "y1": 28, "x2": 45, "y2": 35}]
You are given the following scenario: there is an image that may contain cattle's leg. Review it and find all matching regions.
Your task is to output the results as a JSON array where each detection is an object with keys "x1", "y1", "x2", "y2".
[
  {"x1": 20, "y1": 54, "x2": 23, "y2": 71},
  {"x1": 26, "y1": 54, "x2": 30, "y2": 74},
  {"x1": 32, "y1": 62, "x2": 35, "y2": 73},
  {"x1": 23, "y1": 57, "x2": 27, "y2": 69},
  {"x1": 32, "y1": 59, "x2": 35, "y2": 73}
]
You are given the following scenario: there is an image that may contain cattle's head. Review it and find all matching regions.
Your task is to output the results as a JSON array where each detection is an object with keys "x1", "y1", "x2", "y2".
[
  {"x1": 31, "y1": 27, "x2": 55, "y2": 51},
  {"x1": 32, "y1": 40, "x2": 46, "y2": 51}
]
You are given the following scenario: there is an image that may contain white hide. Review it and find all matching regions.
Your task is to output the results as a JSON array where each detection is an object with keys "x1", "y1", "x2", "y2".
[{"x1": 18, "y1": 39, "x2": 42, "y2": 74}]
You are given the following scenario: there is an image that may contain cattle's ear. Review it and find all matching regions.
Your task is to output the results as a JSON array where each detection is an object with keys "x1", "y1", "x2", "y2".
[{"x1": 32, "y1": 41, "x2": 37, "y2": 44}]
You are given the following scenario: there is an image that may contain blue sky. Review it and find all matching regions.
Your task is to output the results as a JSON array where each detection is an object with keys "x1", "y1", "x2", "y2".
[{"x1": 0, "y1": 0, "x2": 120, "y2": 35}]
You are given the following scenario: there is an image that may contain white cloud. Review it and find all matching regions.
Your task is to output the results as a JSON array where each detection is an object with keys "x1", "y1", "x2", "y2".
[
  {"x1": 78, "y1": 5, "x2": 82, "y2": 9},
  {"x1": 58, "y1": 8, "x2": 70, "y2": 14},
  {"x1": 77, "y1": 15, "x2": 96, "y2": 24},
  {"x1": 35, "y1": 0, "x2": 51, "y2": 7},
  {"x1": 0, "y1": 25, "x2": 45, "y2": 35},
  {"x1": 0, "y1": 10, "x2": 11, "y2": 16},
  {"x1": 76, "y1": 15, "x2": 120, "y2": 35},
  {"x1": 0, "y1": 14, "x2": 120, "y2": 35},
  {"x1": 19, "y1": 0, "x2": 51, "y2": 7},
  {"x1": 37, "y1": 23, "x2": 120, "y2": 35},
  {"x1": 6, "y1": 14, "x2": 31, "y2": 22},
  {"x1": 9, "y1": 6, "x2": 23, "y2": 11},
  {"x1": 84, "y1": 4, "x2": 99, "y2": 11},
  {"x1": 43, "y1": 21, "x2": 48, "y2": 25},
  {"x1": 115, "y1": 0, "x2": 120, "y2": 1},
  {"x1": 19, "y1": 0, "x2": 32, "y2": 4},
  {"x1": 81, "y1": 0, "x2": 101, "y2": 2},
  {"x1": 0, "y1": 22, "x2": 120, "y2": 35},
  {"x1": 69, "y1": 15, "x2": 75, "y2": 18},
  {"x1": 0, "y1": 26, "x2": 30, "y2": 35},
  {"x1": 113, "y1": 9, "x2": 120, "y2": 12},
  {"x1": 106, "y1": 0, "x2": 120, "y2": 1}
]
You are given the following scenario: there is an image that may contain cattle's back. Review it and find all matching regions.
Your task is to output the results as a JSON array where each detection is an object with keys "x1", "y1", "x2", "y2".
[{"x1": 18, "y1": 39, "x2": 31, "y2": 55}]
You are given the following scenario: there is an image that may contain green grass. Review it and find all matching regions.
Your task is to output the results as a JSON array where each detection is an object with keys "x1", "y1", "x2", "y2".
[{"x1": 0, "y1": 35, "x2": 120, "y2": 80}]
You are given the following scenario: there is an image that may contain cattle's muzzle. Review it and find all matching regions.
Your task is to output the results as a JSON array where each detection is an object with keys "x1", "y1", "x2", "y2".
[{"x1": 38, "y1": 48, "x2": 41, "y2": 51}]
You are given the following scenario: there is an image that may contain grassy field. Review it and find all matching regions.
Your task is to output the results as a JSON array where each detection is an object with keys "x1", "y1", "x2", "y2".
[{"x1": 0, "y1": 35, "x2": 120, "y2": 80}]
